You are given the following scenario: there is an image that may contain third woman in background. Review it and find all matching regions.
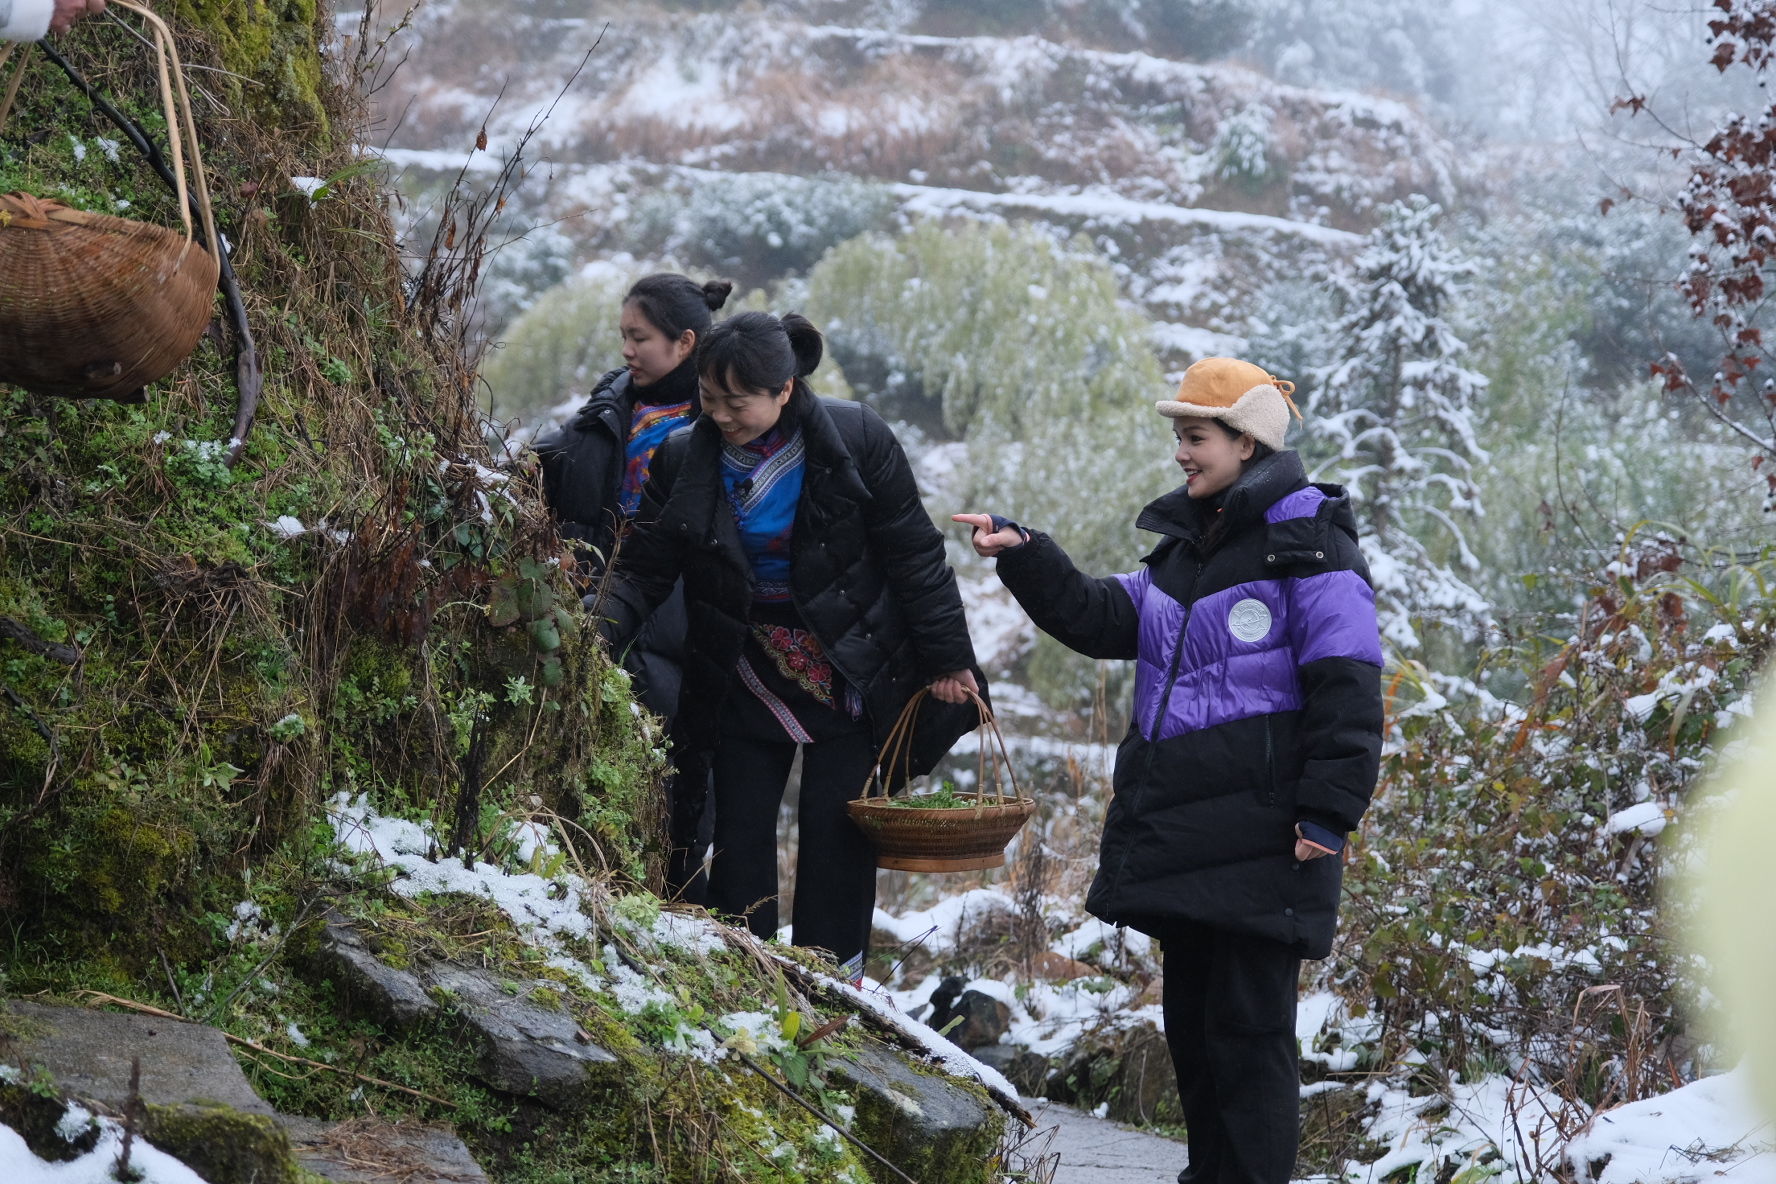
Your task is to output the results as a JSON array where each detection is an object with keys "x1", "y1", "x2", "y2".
[
  {"x1": 535, "y1": 273, "x2": 731, "y2": 900},
  {"x1": 534, "y1": 272, "x2": 733, "y2": 720},
  {"x1": 600, "y1": 311, "x2": 980, "y2": 984}
]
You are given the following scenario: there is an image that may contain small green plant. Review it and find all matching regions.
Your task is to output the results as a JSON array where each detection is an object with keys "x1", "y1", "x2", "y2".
[
  {"x1": 611, "y1": 891, "x2": 663, "y2": 931},
  {"x1": 163, "y1": 437, "x2": 234, "y2": 491},
  {"x1": 267, "y1": 713, "x2": 307, "y2": 742},
  {"x1": 26, "y1": 1064, "x2": 60, "y2": 1100},
  {"x1": 889, "y1": 780, "x2": 977, "y2": 809}
]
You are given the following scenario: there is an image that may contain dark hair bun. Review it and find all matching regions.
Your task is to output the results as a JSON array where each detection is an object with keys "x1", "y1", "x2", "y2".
[
  {"x1": 781, "y1": 312, "x2": 824, "y2": 378},
  {"x1": 702, "y1": 279, "x2": 735, "y2": 311}
]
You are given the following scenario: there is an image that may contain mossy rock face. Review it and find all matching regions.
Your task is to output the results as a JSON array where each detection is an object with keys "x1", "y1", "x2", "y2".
[
  {"x1": 830, "y1": 1042, "x2": 1005, "y2": 1184},
  {"x1": 0, "y1": 0, "x2": 668, "y2": 981},
  {"x1": 0, "y1": 1088, "x2": 307, "y2": 1182},
  {"x1": 170, "y1": 0, "x2": 329, "y2": 132},
  {"x1": 144, "y1": 1101, "x2": 304, "y2": 1184}
]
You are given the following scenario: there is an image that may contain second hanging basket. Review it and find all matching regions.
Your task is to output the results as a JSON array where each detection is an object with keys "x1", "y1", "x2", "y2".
[
  {"x1": 847, "y1": 686, "x2": 1035, "y2": 873},
  {"x1": 0, "y1": 1, "x2": 220, "y2": 402}
]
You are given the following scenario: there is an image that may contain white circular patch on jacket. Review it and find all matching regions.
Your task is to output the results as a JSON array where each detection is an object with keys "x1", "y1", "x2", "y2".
[{"x1": 1227, "y1": 598, "x2": 1273, "y2": 643}]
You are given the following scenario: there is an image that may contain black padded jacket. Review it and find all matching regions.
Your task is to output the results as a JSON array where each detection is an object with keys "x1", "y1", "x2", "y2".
[{"x1": 599, "y1": 390, "x2": 979, "y2": 784}]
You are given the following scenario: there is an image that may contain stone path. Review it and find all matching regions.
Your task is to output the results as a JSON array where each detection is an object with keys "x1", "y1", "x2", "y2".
[{"x1": 1019, "y1": 1096, "x2": 1186, "y2": 1184}]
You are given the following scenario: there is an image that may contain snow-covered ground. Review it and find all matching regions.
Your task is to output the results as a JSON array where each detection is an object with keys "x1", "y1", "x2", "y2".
[
  {"x1": 0, "y1": 1088, "x2": 210, "y2": 1184},
  {"x1": 8, "y1": 797, "x2": 1773, "y2": 1182},
  {"x1": 870, "y1": 883, "x2": 1776, "y2": 1184}
]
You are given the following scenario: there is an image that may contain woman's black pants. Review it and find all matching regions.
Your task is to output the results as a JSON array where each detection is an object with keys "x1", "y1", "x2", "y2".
[
  {"x1": 707, "y1": 729, "x2": 878, "y2": 978},
  {"x1": 1160, "y1": 921, "x2": 1302, "y2": 1184}
]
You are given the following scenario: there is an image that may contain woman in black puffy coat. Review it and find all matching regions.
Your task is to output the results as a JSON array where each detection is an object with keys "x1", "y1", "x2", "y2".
[
  {"x1": 600, "y1": 312, "x2": 979, "y2": 983},
  {"x1": 533, "y1": 272, "x2": 732, "y2": 720}
]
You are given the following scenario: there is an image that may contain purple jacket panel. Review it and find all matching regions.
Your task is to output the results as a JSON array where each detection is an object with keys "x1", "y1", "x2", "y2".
[
  {"x1": 1155, "y1": 579, "x2": 1299, "y2": 739},
  {"x1": 1113, "y1": 489, "x2": 1384, "y2": 743},
  {"x1": 1265, "y1": 485, "x2": 1328, "y2": 525},
  {"x1": 1289, "y1": 569, "x2": 1384, "y2": 667},
  {"x1": 1113, "y1": 568, "x2": 1165, "y2": 734}
]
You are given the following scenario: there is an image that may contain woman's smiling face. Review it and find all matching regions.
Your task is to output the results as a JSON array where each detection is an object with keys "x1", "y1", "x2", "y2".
[
  {"x1": 699, "y1": 372, "x2": 793, "y2": 446},
  {"x1": 1171, "y1": 416, "x2": 1255, "y2": 498}
]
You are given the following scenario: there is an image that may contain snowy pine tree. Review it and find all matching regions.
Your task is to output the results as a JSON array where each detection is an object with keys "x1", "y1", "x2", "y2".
[
  {"x1": 1243, "y1": 0, "x2": 1456, "y2": 107},
  {"x1": 1311, "y1": 195, "x2": 1490, "y2": 652}
]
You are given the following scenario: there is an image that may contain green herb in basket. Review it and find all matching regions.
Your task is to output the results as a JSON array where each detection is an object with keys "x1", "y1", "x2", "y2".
[{"x1": 888, "y1": 781, "x2": 978, "y2": 809}]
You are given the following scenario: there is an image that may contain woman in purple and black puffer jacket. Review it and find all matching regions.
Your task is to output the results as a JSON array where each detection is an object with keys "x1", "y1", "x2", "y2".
[{"x1": 956, "y1": 357, "x2": 1384, "y2": 1184}]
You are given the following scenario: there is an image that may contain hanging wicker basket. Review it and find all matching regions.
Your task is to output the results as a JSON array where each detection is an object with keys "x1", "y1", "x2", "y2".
[
  {"x1": 0, "y1": 1, "x2": 220, "y2": 402},
  {"x1": 847, "y1": 687, "x2": 1035, "y2": 873}
]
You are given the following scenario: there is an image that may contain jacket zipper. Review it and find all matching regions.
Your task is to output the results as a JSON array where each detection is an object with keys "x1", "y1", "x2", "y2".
[
  {"x1": 1108, "y1": 555, "x2": 1203, "y2": 905},
  {"x1": 1263, "y1": 716, "x2": 1276, "y2": 807},
  {"x1": 1145, "y1": 560, "x2": 1203, "y2": 743}
]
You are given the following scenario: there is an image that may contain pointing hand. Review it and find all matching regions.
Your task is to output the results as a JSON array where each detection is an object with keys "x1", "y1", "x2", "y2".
[{"x1": 951, "y1": 513, "x2": 1024, "y2": 558}]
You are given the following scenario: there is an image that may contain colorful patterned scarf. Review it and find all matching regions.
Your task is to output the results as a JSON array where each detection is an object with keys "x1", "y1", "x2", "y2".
[
  {"x1": 617, "y1": 399, "x2": 694, "y2": 518},
  {"x1": 721, "y1": 426, "x2": 804, "y2": 602}
]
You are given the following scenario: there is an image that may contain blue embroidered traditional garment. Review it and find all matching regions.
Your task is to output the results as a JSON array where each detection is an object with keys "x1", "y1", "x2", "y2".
[
  {"x1": 617, "y1": 399, "x2": 694, "y2": 518},
  {"x1": 718, "y1": 425, "x2": 863, "y2": 741},
  {"x1": 721, "y1": 426, "x2": 804, "y2": 602}
]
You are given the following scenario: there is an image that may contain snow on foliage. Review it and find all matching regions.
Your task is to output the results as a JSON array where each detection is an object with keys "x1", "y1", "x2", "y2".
[
  {"x1": 629, "y1": 171, "x2": 894, "y2": 290},
  {"x1": 1311, "y1": 194, "x2": 1491, "y2": 652},
  {"x1": 1242, "y1": 0, "x2": 1457, "y2": 109},
  {"x1": 1210, "y1": 100, "x2": 1279, "y2": 189},
  {"x1": 806, "y1": 219, "x2": 1174, "y2": 579}
]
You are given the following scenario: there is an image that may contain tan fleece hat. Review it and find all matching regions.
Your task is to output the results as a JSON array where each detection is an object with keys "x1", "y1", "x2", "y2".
[{"x1": 1155, "y1": 357, "x2": 1302, "y2": 450}]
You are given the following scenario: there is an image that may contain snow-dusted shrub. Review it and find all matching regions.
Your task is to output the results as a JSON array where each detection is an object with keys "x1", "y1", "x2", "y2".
[
  {"x1": 1323, "y1": 536, "x2": 1776, "y2": 1101},
  {"x1": 1243, "y1": 271, "x2": 1338, "y2": 404},
  {"x1": 915, "y1": 0, "x2": 1256, "y2": 59},
  {"x1": 1311, "y1": 195, "x2": 1490, "y2": 654},
  {"x1": 1124, "y1": 0, "x2": 1257, "y2": 59},
  {"x1": 805, "y1": 219, "x2": 1175, "y2": 704},
  {"x1": 1243, "y1": 0, "x2": 1456, "y2": 109},
  {"x1": 628, "y1": 173, "x2": 893, "y2": 290},
  {"x1": 806, "y1": 220, "x2": 1172, "y2": 540},
  {"x1": 1404, "y1": 198, "x2": 1771, "y2": 632},
  {"x1": 1210, "y1": 102, "x2": 1280, "y2": 191}
]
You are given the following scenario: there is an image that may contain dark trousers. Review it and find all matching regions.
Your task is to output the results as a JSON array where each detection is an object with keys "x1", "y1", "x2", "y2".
[
  {"x1": 664, "y1": 767, "x2": 713, "y2": 906},
  {"x1": 1160, "y1": 921, "x2": 1302, "y2": 1184},
  {"x1": 707, "y1": 730, "x2": 878, "y2": 975}
]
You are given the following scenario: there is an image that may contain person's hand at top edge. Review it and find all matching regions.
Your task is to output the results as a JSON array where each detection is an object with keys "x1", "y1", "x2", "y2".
[{"x1": 50, "y1": 0, "x2": 106, "y2": 35}]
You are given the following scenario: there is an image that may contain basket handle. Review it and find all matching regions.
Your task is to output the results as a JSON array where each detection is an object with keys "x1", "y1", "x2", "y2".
[
  {"x1": 857, "y1": 686, "x2": 942, "y2": 802},
  {"x1": 0, "y1": 44, "x2": 29, "y2": 138},
  {"x1": 857, "y1": 684, "x2": 1019, "y2": 804},
  {"x1": 0, "y1": 2, "x2": 218, "y2": 258},
  {"x1": 961, "y1": 684, "x2": 1022, "y2": 806}
]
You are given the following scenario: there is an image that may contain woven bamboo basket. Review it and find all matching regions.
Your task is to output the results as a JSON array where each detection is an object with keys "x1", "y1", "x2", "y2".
[
  {"x1": 0, "y1": 1, "x2": 220, "y2": 402},
  {"x1": 847, "y1": 687, "x2": 1035, "y2": 872}
]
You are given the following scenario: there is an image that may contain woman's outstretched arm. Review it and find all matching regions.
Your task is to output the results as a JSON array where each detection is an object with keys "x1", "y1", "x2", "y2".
[{"x1": 953, "y1": 513, "x2": 1140, "y2": 661}]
